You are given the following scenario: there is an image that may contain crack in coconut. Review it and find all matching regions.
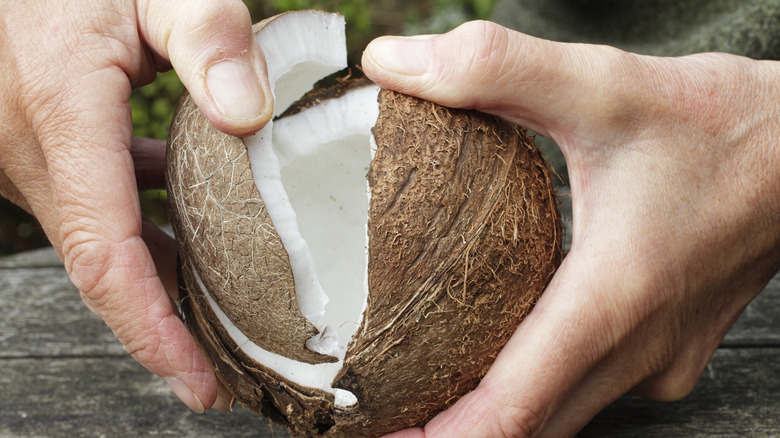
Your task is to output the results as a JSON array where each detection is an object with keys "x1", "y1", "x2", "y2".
[
  {"x1": 191, "y1": 265, "x2": 358, "y2": 407},
  {"x1": 206, "y1": 11, "x2": 378, "y2": 407},
  {"x1": 243, "y1": 86, "x2": 380, "y2": 406}
]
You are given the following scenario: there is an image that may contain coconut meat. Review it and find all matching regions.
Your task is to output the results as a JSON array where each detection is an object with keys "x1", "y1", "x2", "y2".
[
  {"x1": 258, "y1": 12, "x2": 348, "y2": 116},
  {"x1": 240, "y1": 85, "x2": 379, "y2": 407},
  {"x1": 274, "y1": 85, "x2": 380, "y2": 356},
  {"x1": 197, "y1": 11, "x2": 382, "y2": 408},
  {"x1": 191, "y1": 267, "x2": 358, "y2": 407}
]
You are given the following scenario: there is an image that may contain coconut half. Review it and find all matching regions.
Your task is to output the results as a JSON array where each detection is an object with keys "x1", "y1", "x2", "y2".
[{"x1": 166, "y1": 10, "x2": 562, "y2": 437}]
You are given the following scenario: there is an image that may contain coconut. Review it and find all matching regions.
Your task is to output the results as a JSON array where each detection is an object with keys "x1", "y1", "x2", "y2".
[{"x1": 166, "y1": 10, "x2": 562, "y2": 437}]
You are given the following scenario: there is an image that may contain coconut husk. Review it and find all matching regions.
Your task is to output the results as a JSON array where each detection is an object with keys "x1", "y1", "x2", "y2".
[
  {"x1": 329, "y1": 89, "x2": 562, "y2": 435},
  {"x1": 168, "y1": 84, "x2": 562, "y2": 436},
  {"x1": 167, "y1": 91, "x2": 336, "y2": 365}
]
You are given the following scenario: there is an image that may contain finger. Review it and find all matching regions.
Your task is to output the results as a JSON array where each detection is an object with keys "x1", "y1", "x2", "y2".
[
  {"x1": 131, "y1": 137, "x2": 167, "y2": 191},
  {"x1": 361, "y1": 21, "x2": 627, "y2": 140},
  {"x1": 29, "y1": 63, "x2": 216, "y2": 412},
  {"x1": 138, "y1": 0, "x2": 274, "y2": 135},
  {"x1": 534, "y1": 326, "x2": 677, "y2": 437},
  {"x1": 537, "y1": 301, "x2": 732, "y2": 437}
]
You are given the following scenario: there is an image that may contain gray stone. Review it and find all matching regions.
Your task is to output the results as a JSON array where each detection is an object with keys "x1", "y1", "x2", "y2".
[{"x1": 491, "y1": 0, "x2": 780, "y2": 58}]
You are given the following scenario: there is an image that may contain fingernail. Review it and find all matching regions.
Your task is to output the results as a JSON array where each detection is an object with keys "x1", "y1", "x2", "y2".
[
  {"x1": 212, "y1": 394, "x2": 236, "y2": 412},
  {"x1": 166, "y1": 377, "x2": 205, "y2": 414},
  {"x1": 206, "y1": 60, "x2": 266, "y2": 120},
  {"x1": 212, "y1": 389, "x2": 236, "y2": 413},
  {"x1": 212, "y1": 394, "x2": 235, "y2": 413},
  {"x1": 366, "y1": 36, "x2": 432, "y2": 76}
]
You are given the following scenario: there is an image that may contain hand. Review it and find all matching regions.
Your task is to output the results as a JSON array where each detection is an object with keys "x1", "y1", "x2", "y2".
[
  {"x1": 363, "y1": 21, "x2": 780, "y2": 437},
  {"x1": 0, "y1": 0, "x2": 273, "y2": 412}
]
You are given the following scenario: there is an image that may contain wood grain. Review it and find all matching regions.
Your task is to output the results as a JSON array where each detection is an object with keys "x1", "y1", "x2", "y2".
[{"x1": 2, "y1": 193, "x2": 778, "y2": 436}]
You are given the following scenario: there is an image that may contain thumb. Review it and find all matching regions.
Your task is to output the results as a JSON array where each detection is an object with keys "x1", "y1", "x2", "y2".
[
  {"x1": 362, "y1": 20, "x2": 622, "y2": 140},
  {"x1": 140, "y1": 0, "x2": 274, "y2": 136}
]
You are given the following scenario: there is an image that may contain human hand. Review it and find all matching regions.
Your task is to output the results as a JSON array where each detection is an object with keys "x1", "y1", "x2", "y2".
[
  {"x1": 0, "y1": 0, "x2": 273, "y2": 412},
  {"x1": 363, "y1": 21, "x2": 780, "y2": 437}
]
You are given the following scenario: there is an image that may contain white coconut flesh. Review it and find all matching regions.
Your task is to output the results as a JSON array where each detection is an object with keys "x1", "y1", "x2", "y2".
[{"x1": 193, "y1": 11, "x2": 382, "y2": 408}]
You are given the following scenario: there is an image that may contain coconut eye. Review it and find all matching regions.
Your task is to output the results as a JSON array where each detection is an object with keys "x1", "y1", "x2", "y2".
[{"x1": 167, "y1": 10, "x2": 562, "y2": 437}]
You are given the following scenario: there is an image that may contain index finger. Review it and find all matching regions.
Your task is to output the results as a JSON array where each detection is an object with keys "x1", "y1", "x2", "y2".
[
  {"x1": 9, "y1": 0, "x2": 273, "y2": 412},
  {"x1": 33, "y1": 65, "x2": 217, "y2": 411}
]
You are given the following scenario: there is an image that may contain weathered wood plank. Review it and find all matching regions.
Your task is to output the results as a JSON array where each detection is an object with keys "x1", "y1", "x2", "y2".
[
  {"x1": 1, "y1": 349, "x2": 777, "y2": 437},
  {"x1": 579, "y1": 348, "x2": 780, "y2": 437},
  {"x1": 0, "y1": 264, "x2": 124, "y2": 358},
  {"x1": 0, "y1": 356, "x2": 290, "y2": 437},
  {"x1": 2, "y1": 197, "x2": 779, "y2": 437}
]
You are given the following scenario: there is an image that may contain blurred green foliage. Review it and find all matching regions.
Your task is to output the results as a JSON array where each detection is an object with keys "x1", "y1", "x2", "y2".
[
  {"x1": 130, "y1": 70, "x2": 185, "y2": 141},
  {"x1": 1, "y1": 0, "x2": 496, "y2": 256}
]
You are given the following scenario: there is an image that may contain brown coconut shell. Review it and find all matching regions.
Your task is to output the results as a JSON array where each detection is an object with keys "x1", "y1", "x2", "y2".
[
  {"x1": 167, "y1": 85, "x2": 562, "y2": 436},
  {"x1": 166, "y1": 90, "x2": 336, "y2": 365}
]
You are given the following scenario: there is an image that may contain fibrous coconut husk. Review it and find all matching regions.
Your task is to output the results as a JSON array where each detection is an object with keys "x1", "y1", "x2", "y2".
[
  {"x1": 166, "y1": 11, "x2": 562, "y2": 437},
  {"x1": 168, "y1": 86, "x2": 561, "y2": 437},
  {"x1": 167, "y1": 91, "x2": 335, "y2": 365}
]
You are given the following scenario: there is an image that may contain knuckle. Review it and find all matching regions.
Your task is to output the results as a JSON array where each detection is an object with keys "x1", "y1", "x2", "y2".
[
  {"x1": 0, "y1": 171, "x2": 25, "y2": 208},
  {"x1": 19, "y1": 78, "x2": 68, "y2": 132},
  {"x1": 424, "y1": 21, "x2": 511, "y2": 108},
  {"x1": 64, "y1": 228, "x2": 178, "y2": 373},
  {"x1": 634, "y1": 345, "x2": 710, "y2": 402},
  {"x1": 64, "y1": 231, "x2": 159, "y2": 312},
  {"x1": 62, "y1": 229, "x2": 113, "y2": 302},
  {"x1": 639, "y1": 366, "x2": 702, "y2": 402},
  {"x1": 494, "y1": 401, "x2": 545, "y2": 438},
  {"x1": 178, "y1": 0, "x2": 251, "y2": 48},
  {"x1": 473, "y1": 20, "x2": 510, "y2": 57},
  {"x1": 455, "y1": 20, "x2": 506, "y2": 52},
  {"x1": 432, "y1": 20, "x2": 539, "y2": 109},
  {"x1": 450, "y1": 21, "x2": 513, "y2": 88}
]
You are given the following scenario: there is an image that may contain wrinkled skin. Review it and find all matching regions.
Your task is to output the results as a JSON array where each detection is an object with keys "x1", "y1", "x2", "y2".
[
  {"x1": 362, "y1": 21, "x2": 780, "y2": 438},
  {"x1": 0, "y1": 0, "x2": 273, "y2": 412}
]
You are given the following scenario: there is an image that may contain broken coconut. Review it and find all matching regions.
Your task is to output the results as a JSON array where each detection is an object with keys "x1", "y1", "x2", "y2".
[{"x1": 166, "y1": 10, "x2": 562, "y2": 437}]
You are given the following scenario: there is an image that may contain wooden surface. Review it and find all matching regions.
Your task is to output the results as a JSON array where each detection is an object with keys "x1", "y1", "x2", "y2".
[{"x1": 2, "y1": 194, "x2": 779, "y2": 437}]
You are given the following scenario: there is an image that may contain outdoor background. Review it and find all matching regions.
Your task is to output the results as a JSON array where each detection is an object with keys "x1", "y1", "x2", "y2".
[{"x1": 0, "y1": 0, "x2": 497, "y2": 256}]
